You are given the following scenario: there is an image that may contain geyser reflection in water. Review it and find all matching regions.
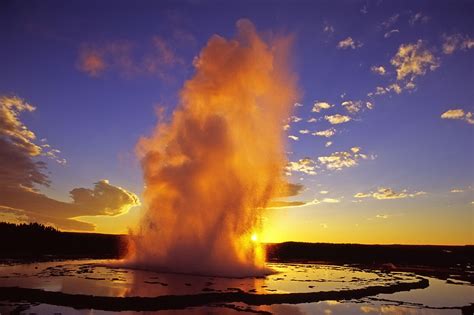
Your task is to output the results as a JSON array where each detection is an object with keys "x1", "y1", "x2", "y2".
[{"x1": 126, "y1": 19, "x2": 299, "y2": 277}]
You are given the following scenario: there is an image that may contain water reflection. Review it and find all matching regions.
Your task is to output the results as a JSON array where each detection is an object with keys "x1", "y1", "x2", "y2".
[{"x1": 0, "y1": 260, "x2": 472, "y2": 314}]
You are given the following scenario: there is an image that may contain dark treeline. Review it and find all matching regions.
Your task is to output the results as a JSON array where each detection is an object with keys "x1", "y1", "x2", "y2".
[
  {"x1": 1, "y1": 222, "x2": 473, "y2": 268},
  {"x1": 0, "y1": 222, "x2": 127, "y2": 260},
  {"x1": 266, "y1": 242, "x2": 474, "y2": 268}
]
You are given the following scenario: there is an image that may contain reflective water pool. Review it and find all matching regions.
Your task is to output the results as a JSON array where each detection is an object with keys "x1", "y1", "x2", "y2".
[{"x1": 0, "y1": 260, "x2": 472, "y2": 314}]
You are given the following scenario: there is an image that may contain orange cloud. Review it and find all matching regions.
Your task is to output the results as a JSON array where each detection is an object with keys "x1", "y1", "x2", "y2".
[{"x1": 78, "y1": 49, "x2": 106, "y2": 77}]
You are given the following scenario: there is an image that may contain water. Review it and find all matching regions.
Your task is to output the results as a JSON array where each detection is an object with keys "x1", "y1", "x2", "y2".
[{"x1": 0, "y1": 260, "x2": 472, "y2": 314}]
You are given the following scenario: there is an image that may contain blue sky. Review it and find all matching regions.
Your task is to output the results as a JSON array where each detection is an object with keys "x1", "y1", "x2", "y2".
[{"x1": 1, "y1": 0, "x2": 473, "y2": 244}]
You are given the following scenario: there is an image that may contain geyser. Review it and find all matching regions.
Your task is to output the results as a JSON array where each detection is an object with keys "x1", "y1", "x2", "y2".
[{"x1": 127, "y1": 19, "x2": 298, "y2": 277}]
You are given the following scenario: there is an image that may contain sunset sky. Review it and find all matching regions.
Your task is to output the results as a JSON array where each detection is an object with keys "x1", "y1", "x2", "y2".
[{"x1": 1, "y1": 0, "x2": 473, "y2": 245}]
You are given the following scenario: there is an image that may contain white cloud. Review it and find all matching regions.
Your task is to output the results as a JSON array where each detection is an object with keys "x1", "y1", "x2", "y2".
[
  {"x1": 299, "y1": 129, "x2": 310, "y2": 134},
  {"x1": 337, "y1": 37, "x2": 363, "y2": 50},
  {"x1": 312, "y1": 101, "x2": 333, "y2": 113},
  {"x1": 286, "y1": 158, "x2": 317, "y2": 175},
  {"x1": 384, "y1": 29, "x2": 400, "y2": 39},
  {"x1": 325, "y1": 141, "x2": 333, "y2": 147},
  {"x1": 325, "y1": 114, "x2": 352, "y2": 125},
  {"x1": 371, "y1": 66, "x2": 386, "y2": 75},
  {"x1": 288, "y1": 135, "x2": 299, "y2": 141},
  {"x1": 322, "y1": 198, "x2": 340, "y2": 203},
  {"x1": 307, "y1": 117, "x2": 318, "y2": 123},
  {"x1": 312, "y1": 127, "x2": 336, "y2": 138},
  {"x1": 290, "y1": 115, "x2": 303, "y2": 123},
  {"x1": 341, "y1": 100, "x2": 364, "y2": 114},
  {"x1": 354, "y1": 187, "x2": 426, "y2": 200},
  {"x1": 318, "y1": 147, "x2": 372, "y2": 170}
]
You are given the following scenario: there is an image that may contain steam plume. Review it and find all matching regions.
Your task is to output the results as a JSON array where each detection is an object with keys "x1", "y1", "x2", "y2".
[{"x1": 127, "y1": 19, "x2": 298, "y2": 277}]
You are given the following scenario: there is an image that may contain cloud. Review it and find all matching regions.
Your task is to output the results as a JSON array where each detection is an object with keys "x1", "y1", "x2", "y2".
[
  {"x1": 290, "y1": 115, "x2": 303, "y2": 122},
  {"x1": 325, "y1": 141, "x2": 333, "y2": 147},
  {"x1": 450, "y1": 188, "x2": 464, "y2": 193},
  {"x1": 0, "y1": 95, "x2": 139, "y2": 231},
  {"x1": 312, "y1": 101, "x2": 333, "y2": 113},
  {"x1": 267, "y1": 200, "x2": 308, "y2": 208},
  {"x1": 341, "y1": 100, "x2": 365, "y2": 114},
  {"x1": 390, "y1": 40, "x2": 439, "y2": 81},
  {"x1": 442, "y1": 34, "x2": 474, "y2": 55},
  {"x1": 307, "y1": 117, "x2": 318, "y2": 123},
  {"x1": 286, "y1": 158, "x2": 317, "y2": 175},
  {"x1": 384, "y1": 29, "x2": 400, "y2": 39},
  {"x1": 319, "y1": 190, "x2": 329, "y2": 194},
  {"x1": 77, "y1": 35, "x2": 185, "y2": 79},
  {"x1": 278, "y1": 183, "x2": 305, "y2": 197},
  {"x1": 266, "y1": 199, "x2": 320, "y2": 209},
  {"x1": 322, "y1": 198, "x2": 340, "y2": 203},
  {"x1": 1, "y1": 180, "x2": 140, "y2": 231},
  {"x1": 409, "y1": 12, "x2": 429, "y2": 25},
  {"x1": 299, "y1": 129, "x2": 310, "y2": 134},
  {"x1": 441, "y1": 109, "x2": 474, "y2": 124},
  {"x1": 288, "y1": 135, "x2": 299, "y2": 141},
  {"x1": 312, "y1": 127, "x2": 336, "y2": 138},
  {"x1": 382, "y1": 14, "x2": 399, "y2": 29},
  {"x1": 371, "y1": 66, "x2": 386, "y2": 75},
  {"x1": 325, "y1": 114, "x2": 351, "y2": 124},
  {"x1": 77, "y1": 49, "x2": 106, "y2": 77},
  {"x1": 323, "y1": 24, "x2": 334, "y2": 34},
  {"x1": 354, "y1": 187, "x2": 426, "y2": 200},
  {"x1": 0, "y1": 96, "x2": 66, "y2": 191},
  {"x1": 337, "y1": 37, "x2": 363, "y2": 49},
  {"x1": 318, "y1": 147, "x2": 372, "y2": 170}
]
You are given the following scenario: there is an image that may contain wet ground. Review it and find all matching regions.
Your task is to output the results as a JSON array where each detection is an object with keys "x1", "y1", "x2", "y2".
[{"x1": 0, "y1": 260, "x2": 472, "y2": 314}]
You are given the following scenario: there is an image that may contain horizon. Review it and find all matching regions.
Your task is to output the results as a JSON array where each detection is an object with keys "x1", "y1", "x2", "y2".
[{"x1": 1, "y1": 0, "x2": 473, "y2": 246}]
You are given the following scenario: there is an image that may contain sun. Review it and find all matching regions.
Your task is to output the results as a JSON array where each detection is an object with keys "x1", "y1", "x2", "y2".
[{"x1": 251, "y1": 233, "x2": 258, "y2": 242}]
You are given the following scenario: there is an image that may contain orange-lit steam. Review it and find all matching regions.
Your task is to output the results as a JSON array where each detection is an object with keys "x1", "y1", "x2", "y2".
[{"x1": 127, "y1": 19, "x2": 298, "y2": 277}]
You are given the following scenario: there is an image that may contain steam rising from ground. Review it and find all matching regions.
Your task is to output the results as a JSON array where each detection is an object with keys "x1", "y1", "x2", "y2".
[{"x1": 127, "y1": 20, "x2": 298, "y2": 277}]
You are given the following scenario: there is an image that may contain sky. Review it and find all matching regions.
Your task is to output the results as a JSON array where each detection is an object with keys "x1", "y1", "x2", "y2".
[{"x1": 0, "y1": 0, "x2": 473, "y2": 245}]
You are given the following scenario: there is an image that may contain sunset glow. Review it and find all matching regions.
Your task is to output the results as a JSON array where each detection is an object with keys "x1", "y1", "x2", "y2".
[{"x1": 0, "y1": 1, "x2": 472, "y2": 247}]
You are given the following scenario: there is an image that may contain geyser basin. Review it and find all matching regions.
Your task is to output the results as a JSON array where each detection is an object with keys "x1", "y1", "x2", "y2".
[{"x1": 6, "y1": 259, "x2": 474, "y2": 315}]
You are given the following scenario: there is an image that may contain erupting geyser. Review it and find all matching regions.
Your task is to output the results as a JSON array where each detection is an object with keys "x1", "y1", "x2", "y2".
[{"x1": 127, "y1": 19, "x2": 298, "y2": 277}]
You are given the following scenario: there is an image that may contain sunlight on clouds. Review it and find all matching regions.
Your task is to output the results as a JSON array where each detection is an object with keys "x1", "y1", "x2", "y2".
[
  {"x1": 318, "y1": 147, "x2": 372, "y2": 170},
  {"x1": 312, "y1": 101, "x2": 333, "y2": 113},
  {"x1": 341, "y1": 100, "x2": 364, "y2": 114},
  {"x1": 337, "y1": 37, "x2": 362, "y2": 49},
  {"x1": 370, "y1": 66, "x2": 386, "y2": 75},
  {"x1": 312, "y1": 127, "x2": 336, "y2": 138},
  {"x1": 286, "y1": 158, "x2": 317, "y2": 175},
  {"x1": 325, "y1": 114, "x2": 351, "y2": 124},
  {"x1": 442, "y1": 33, "x2": 474, "y2": 54},
  {"x1": 390, "y1": 40, "x2": 439, "y2": 81},
  {"x1": 354, "y1": 187, "x2": 426, "y2": 200},
  {"x1": 441, "y1": 109, "x2": 474, "y2": 125},
  {"x1": 78, "y1": 49, "x2": 106, "y2": 77}
]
